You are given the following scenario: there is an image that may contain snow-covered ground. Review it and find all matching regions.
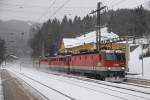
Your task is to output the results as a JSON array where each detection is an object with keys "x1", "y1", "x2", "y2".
[
  {"x1": 4, "y1": 61, "x2": 150, "y2": 100},
  {"x1": 128, "y1": 45, "x2": 150, "y2": 79},
  {"x1": 0, "y1": 71, "x2": 4, "y2": 100},
  {"x1": 2, "y1": 39, "x2": 150, "y2": 100}
]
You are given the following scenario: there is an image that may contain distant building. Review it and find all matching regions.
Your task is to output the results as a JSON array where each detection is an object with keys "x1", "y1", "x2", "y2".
[{"x1": 59, "y1": 27, "x2": 120, "y2": 54}]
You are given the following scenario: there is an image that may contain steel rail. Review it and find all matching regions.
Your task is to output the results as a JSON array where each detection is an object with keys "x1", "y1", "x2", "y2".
[
  {"x1": 41, "y1": 70, "x2": 150, "y2": 100},
  {"x1": 9, "y1": 69, "x2": 76, "y2": 100}
]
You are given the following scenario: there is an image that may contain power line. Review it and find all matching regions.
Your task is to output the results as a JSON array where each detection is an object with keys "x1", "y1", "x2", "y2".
[
  {"x1": 0, "y1": 0, "x2": 72, "y2": 21},
  {"x1": 0, "y1": 2, "x2": 47, "y2": 8},
  {"x1": 1, "y1": 0, "x2": 149, "y2": 22},
  {"x1": 49, "y1": 0, "x2": 71, "y2": 19},
  {"x1": 110, "y1": 0, "x2": 125, "y2": 8},
  {"x1": 104, "y1": 0, "x2": 127, "y2": 9},
  {"x1": 0, "y1": 2, "x2": 95, "y2": 9},
  {"x1": 132, "y1": 0, "x2": 150, "y2": 8},
  {"x1": 109, "y1": 0, "x2": 150, "y2": 9},
  {"x1": 0, "y1": 8, "x2": 43, "y2": 14},
  {"x1": 89, "y1": 0, "x2": 127, "y2": 15},
  {"x1": 37, "y1": 0, "x2": 57, "y2": 21}
]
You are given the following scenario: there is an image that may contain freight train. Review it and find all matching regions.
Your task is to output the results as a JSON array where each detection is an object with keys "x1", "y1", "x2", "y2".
[{"x1": 40, "y1": 49, "x2": 127, "y2": 80}]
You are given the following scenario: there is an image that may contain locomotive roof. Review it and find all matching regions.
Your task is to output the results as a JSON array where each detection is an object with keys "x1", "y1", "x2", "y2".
[{"x1": 63, "y1": 27, "x2": 119, "y2": 48}]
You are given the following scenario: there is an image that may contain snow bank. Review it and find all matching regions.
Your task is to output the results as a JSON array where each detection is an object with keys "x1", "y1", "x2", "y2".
[
  {"x1": 128, "y1": 44, "x2": 150, "y2": 79},
  {"x1": 129, "y1": 45, "x2": 142, "y2": 73},
  {"x1": 8, "y1": 66, "x2": 150, "y2": 100},
  {"x1": 0, "y1": 72, "x2": 4, "y2": 100}
]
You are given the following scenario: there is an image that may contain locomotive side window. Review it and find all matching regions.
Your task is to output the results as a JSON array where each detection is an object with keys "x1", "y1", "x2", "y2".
[
  {"x1": 115, "y1": 53, "x2": 125, "y2": 60},
  {"x1": 104, "y1": 53, "x2": 116, "y2": 60},
  {"x1": 104, "y1": 53, "x2": 125, "y2": 61}
]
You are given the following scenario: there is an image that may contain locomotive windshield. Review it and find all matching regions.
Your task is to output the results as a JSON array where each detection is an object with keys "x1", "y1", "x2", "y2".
[{"x1": 104, "y1": 53, "x2": 125, "y2": 61}]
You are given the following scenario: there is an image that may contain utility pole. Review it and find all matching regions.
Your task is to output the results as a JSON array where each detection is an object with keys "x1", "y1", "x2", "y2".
[
  {"x1": 41, "y1": 41, "x2": 45, "y2": 57},
  {"x1": 21, "y1": 32, "x2": 24, "y2": 57},
  {"x1": 141, "y1": 44, "x2": 144, "y2": 77},
  {"x1": 97, "y1": 2, "x2": 101, "y2": 51},
  {"x1": 90, "y1": 2, "x2": 106, "y2": 52}
]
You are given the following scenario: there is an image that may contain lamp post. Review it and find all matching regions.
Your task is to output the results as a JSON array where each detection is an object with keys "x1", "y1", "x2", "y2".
[
  {"x1": 20, "y1": 63, "x2": 22, "y2": 72},
  {"x1": 139, "y1": 40, "x2": 144, "y2": 77},
  {"x1": 141, "y1": 44, "x2": 144, "y2": 77},
  {"x1": 20, "y1": 61, "x2": 24, "y2": 72},
  {"x1": 21, "y1": 32, "x2": 24, "y2": 57},
  {"x1": 39, "y1": 56, "x2": 41, "y2": 69}
]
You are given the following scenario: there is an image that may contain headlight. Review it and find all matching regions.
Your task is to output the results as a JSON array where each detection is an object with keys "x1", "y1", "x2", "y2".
[
  {"x1": 108, "y1": 67, "x2": 111, "y2": 70},
  {"x1": 122, "y1": 67, "x2": 125, "y2": 70}
]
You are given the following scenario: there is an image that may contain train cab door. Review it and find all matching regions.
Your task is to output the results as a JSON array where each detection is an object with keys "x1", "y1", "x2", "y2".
[
  {"x1": 66, "y1": 56, "x2": 71, "y2": 73},
  {"x1": 96, "y1": 52, "x2": 103, "y2": 69},
  {"x1": 93, "y1": 53, "x2": 102, "y2": 71}
]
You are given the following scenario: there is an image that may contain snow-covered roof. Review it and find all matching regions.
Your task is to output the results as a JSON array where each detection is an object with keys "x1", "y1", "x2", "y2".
[
  {"x1": 63, "y1": 27, "x2": 119, "y2": 48},
  {"x1": 135, "y1": 38, "x2": 149, "y2": 44}
]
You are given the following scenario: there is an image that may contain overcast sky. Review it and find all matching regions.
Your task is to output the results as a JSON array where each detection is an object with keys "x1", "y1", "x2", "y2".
[{"x1": 0, "y1": 0, "x2": 149, "y2": 22}]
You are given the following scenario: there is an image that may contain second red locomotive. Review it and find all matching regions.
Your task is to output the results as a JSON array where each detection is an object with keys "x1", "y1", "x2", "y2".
[{"x1": 42, "y1": 50, "x2": 126, "y2": 80}]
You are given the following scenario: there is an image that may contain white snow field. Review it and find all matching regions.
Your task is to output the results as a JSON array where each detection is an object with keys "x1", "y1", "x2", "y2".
[
  {"x1": 5, "y1": 62, "x2": 150, "y2": 100},
  {"x1": 0, "y1": 72, "x2": 4, "y2": 100},
  {"x1": 128, "y1": 45, "x2": 150, "y2": 79}
]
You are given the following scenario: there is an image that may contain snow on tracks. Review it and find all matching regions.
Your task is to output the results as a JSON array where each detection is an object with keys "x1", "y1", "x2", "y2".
[
  {"x1": 0, "y1": 71, "x2": 4, "y2": 100},
  {"x1": 9, "y1": 70, "x2": 75, "y2": 100},
  {"x1": 7, "y1": 67, "x2": 150, "y2": 100}
]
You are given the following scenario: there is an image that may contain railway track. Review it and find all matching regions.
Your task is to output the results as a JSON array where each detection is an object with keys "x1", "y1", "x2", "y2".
[
  {"x1": 125, "y1": 77, "x2": 150, "y2": 86},
  {"x1": 8, "y1": 69, "x2": 76, "y2": 100},
  {"x1": 8, "y1": 69, "x2": 128, "y2": 100},
  {"x1": 8, "y1": 68, "x2": 150, "y2": 100},
  {"x1": 42, "y1": 73, "x2": 150, "y2": 100},
  {"x1": 21, "y1": 74, "x2": 76, "y2": 100},
  {"x1": 14, "y1": 75, "x2": 50, "y2": 100},
  {"x1": 1, "y1": 69, "x2": 45, "y2": 100},
  {"x1": 122, "y1": 82, "x2": 150, "y2": 88},
  {"x1": 41, "y1": 70, "x2": 150, "y2": 94}
]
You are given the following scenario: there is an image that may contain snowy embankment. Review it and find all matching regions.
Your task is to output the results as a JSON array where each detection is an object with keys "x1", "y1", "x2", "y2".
[
  {"x1": 0, "y1": 70, "x2": 4, "y2": 100},
  {"x1": 128, "y1": 45, "x2": 150, "y2": 79},
  {"x1": 6, "y1": 61, "x2": 150, "y2": 100}
]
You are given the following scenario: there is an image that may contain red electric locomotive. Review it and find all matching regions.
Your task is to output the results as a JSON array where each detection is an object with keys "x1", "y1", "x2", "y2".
[{"x1": 47, "y1": 50, "x2": 126, "y2": 80}]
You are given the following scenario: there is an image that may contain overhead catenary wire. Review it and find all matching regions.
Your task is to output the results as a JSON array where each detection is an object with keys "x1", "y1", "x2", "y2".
[
  {"x1": 47, "y1": 0, "x2": 149, "y2": 23},
  {"x1": 49, "y1": 0, "x2": 71, "y2": 19},
  {"x1": 132, "y1": 0, "x2": 150, "y2": 8},
  {"x1": 109, "y1": 0, "x2": 150, "y2": 9},
  {"x1": 0, "y1": 2, "x2": 48, "y2": 8},
  {"x1": 0, "y1": 0, "x2": 149, "y2": 22},
  {"x1": 110, "y1": 0, "x2": 126, "y2": 9},
  {"x1": 0, "y1": 8, "x2": 45, "y2": 14},
  {"x1": 99, "y1": 0, "x2": 150, "y2": 25},
  {"x1": 0, "y1": 0, "x2": 71, "y2": 22},
  {"x1": 37, "y1": 0, "x2": 57, "y2": 21},
  {"x1": 0, "y1": 6, "x2": 96, "y2": 13},
  {"x1": 0, "y1": 0, "x2": 148, "y2": 14},
  {"x1": 0, "y1": 0, "x2": 149, "y2": 12},
  {"x1": 0, "y1": 2, "x2": 96, "y2": 9}
]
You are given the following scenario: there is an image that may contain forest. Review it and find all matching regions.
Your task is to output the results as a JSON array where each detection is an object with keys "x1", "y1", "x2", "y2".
[
  {"x1": 0, "y1": 38, "x2": 6, "y2": 64},
  {"x1": 30, "y1": 6, "x2": 150, "y2": 58}
]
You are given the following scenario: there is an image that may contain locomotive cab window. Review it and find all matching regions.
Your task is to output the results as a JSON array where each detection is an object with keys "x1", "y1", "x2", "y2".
[
  {"x1": 103, "y1": 53, "x2": 125, "y2": 61},
  {"x1": 115, "y1": 53, "x2": 125, "y2": 61}
]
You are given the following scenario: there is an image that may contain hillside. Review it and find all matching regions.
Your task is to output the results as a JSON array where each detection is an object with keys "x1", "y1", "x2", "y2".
[{"x1": 0, "y1": 20, "x2": 36, "y2": 57}]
